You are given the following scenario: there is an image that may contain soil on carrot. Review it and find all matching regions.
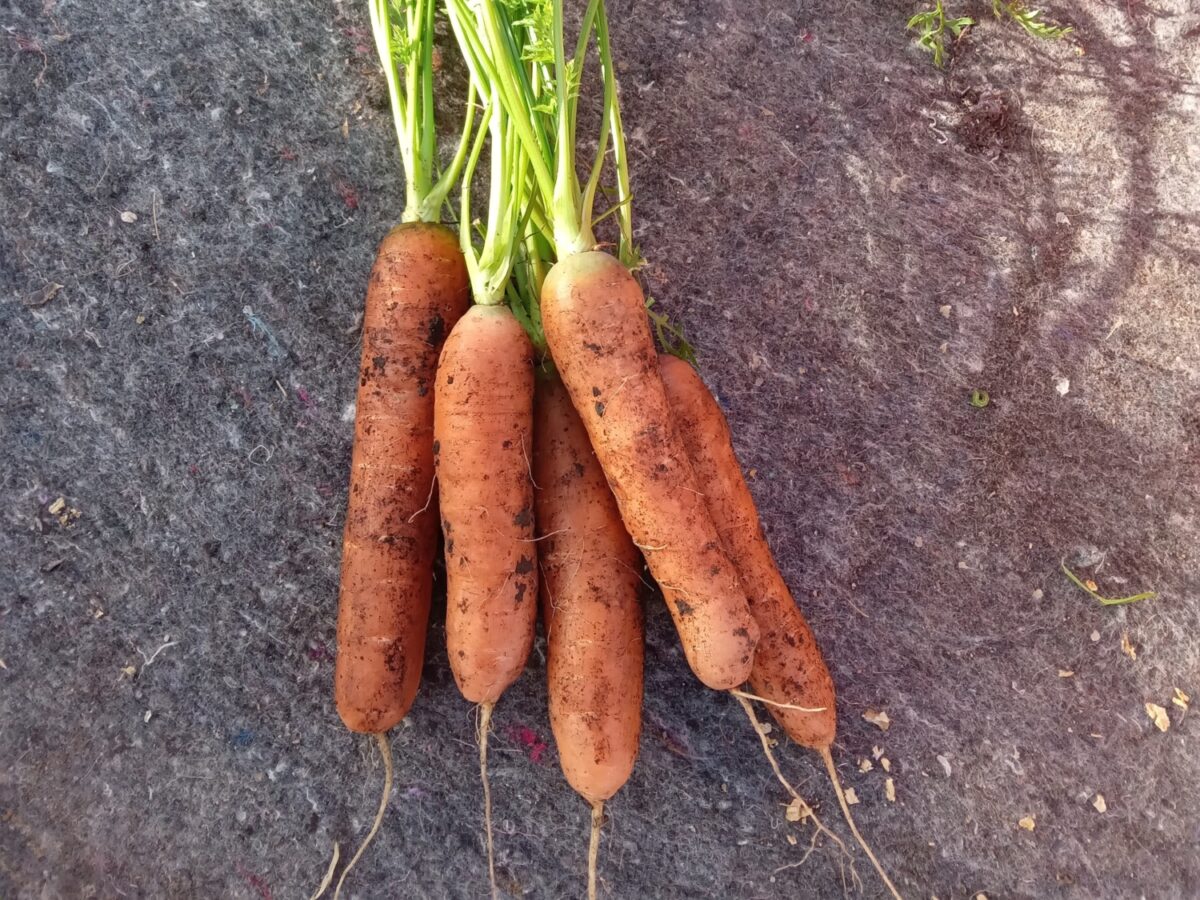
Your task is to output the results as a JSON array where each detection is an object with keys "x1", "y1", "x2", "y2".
[{"x1": 2, "y1": 1, "x2": 1198, "y2": 898}]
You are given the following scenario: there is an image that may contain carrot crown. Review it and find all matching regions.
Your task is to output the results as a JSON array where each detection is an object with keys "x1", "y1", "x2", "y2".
[
  {"x1": 444, "y1": 3, "x2": 540, "y2": 307},
  {"x1": 369, "y1": 0, "x2": 475, "y2": 223},
  {"x1": 450, "y1": 0, "x2": 638, "y2": 268}
]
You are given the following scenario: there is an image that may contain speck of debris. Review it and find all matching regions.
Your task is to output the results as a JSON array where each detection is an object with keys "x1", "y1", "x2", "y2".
[
  {"x1": 1032, "y1": 588, "x2": 1044, "y2": 600},
  {"x1": 1121, "y1": 632, "x2": 1137, "y2": 660},
  {"x1": 1019, "y1": 815, "x2": 1036, "y2": 831},
  {"x1": 859, "y1": 758, "x2": 873, "y2": 773},
  {"x1": 843, "y1": 787, "x2": 860, "y2": 806},
  {"x1": 784, "y1": 797, "x2": 810, "y2": 822},
  {"x1": 885, "y1": 778, "x2": 896, "y2": 802},
  {"x1": 1092, "y1": 794, "x2": 1107, "y2": 813},
  {"x1": 1145, "y1": 702, "x2": 1170, "y2": 732},
  {"x1": 937, "y1": 755, "x2": 952, "y2": 777},
  {"x1": 863, "y1": 709, "x2": 890, "y2": 731}
]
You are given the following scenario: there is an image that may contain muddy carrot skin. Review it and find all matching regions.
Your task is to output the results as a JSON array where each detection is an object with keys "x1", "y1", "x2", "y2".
[
  {"x1": 540, "y1": 250, "x2": 759, "y2": 691},
  {"x1": 659, "y1": 353, "x2": 837, "y2": 749},
  {"x1": 435, "y1": 304, "x2": 538, "y2": 704},
  {"x1": 535, "y1": 372, "x2": 644, "y2": 803},
  {"x1": 335, "y1": 222, "x2": 470, "y2": 734}
]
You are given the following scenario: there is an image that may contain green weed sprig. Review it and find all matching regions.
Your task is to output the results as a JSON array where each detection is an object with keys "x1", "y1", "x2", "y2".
[{"x1": 907, "y1": 0, "x2": 1071, "y2": 68}]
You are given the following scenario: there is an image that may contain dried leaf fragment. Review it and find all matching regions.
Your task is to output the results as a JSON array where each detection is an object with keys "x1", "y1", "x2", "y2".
[
  {"x1": 1172, "y1": 688, "x2": 1189, "y2": 711},
  {"x1": 119, "y1": 210, "x2": 138, "y2": 223},
  {"x1": 843, "y1": 787, "x2": 860, "y2": 806},
  {"x1": 863, "y1": 709, "x2": 890, "y2": 731},
  {"x1": 885, "y1": 778, "x2": 896, "y2": 802},
  {"x1": 1058, "y1": 669, "x2": 1074, "y2": 677},
  {"x1": 1092, "y1": 793, "x2": 1107, "y2": 813},
  {"x1": 1018, "y1": 815, "x2": 1036, "y2": 831},
  {"x1": 858, "y1": 759, "x2": 873, "y2": 773},
  {"x1": 880, "y1": 757, "x2": 892, "y2": 772},
  {"x1": 872, "y1": 745, "x2": 885, "y2": 760},
  {"x1": 1145, "y1": 703, "x2": 1170, "y2": 732},
  {"x1": 785, "y1": 797, "x2": 810, "y2": 822},
  {"x1": 786, "y1": 833, "x2": 797, "y2": 846},
  {"x1": 1121, "y1": 633, "x2": 1137, "y2": 660}
]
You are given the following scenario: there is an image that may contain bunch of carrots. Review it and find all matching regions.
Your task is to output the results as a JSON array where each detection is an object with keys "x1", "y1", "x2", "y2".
[{"x1": 321, "y1": 2, "x2": 903, "y2": 899}]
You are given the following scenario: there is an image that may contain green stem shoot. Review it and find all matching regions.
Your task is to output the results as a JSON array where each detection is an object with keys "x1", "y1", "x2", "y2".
[{"x1": 369, "y1": 0, "x2": 474, "y2": 223}]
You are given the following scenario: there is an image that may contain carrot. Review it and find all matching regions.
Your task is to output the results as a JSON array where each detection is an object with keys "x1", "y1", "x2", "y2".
[
  {"x1": 540, "y1": 253, "x2": 759, "y2": 689},
  {"x1": 335, "y1": 222, "x2": 470, "y2": 734},
  {"x1": 436, "y1": 304, "x2": 538, "y2": 703},
  {"x1": 535, "y1": 372, "x2": 643, "y2": 900},
  {"x1": 659, "y1": 353, "x2": 903, "y2": 900},
  {"x1": 423, "y1": 14, "x2": 548, "y2": 885},
  {"x1": 434, "y1": 303, "x2": 536, "y2": 896},
  {"x1": 324, "y1": 2, "x2": 478, "y2": 896},
  {"x1": 657, "y1": 354, "x2": 836, "y2": 747}
]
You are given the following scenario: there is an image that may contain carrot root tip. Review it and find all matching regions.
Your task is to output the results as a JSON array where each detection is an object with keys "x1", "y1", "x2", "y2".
[
  {"x1": 478, "y1": 701, "x2": 499, "y2": 900},
  {"x1": 732, "y1": 693, "x2": 862, "y2": 891},
  {"x1": 821, "y1": 747, "x2": 904, "y2": 900},
  {"x1": 333, "y1": 730, "x2": 394, "y2": 900},
  {"x1": 588, "y1": 800, "x2": 604, "y2": 900},
  {"x1": 308, "y1": 841, "x2": 340, "y2": 900}
]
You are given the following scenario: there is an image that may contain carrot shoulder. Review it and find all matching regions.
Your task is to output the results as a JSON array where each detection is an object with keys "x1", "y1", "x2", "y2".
[{"x1": 335, "y1": 222, "x2": 469, "y2": 734}]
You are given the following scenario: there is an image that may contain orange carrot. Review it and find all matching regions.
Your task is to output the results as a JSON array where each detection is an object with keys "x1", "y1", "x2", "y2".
[
  {"x1": 658, "y1": 353, "x2": 836, "y2": 748},
  {"x1": 535, "y1": 372, "x2": 643, "y2": 900},
  {"x1": 539, "y1": 250, "x2": 759, "y2": 691},
  {"x1": 659, "y1": 353, "x2": 902, "y2": 900},
  {"x1": 435, "y1": 303, "x2": 538, "y2": 704},
  {"x1": 335, "y1": 222, "x2": 469, "y2": 735},
  {"x1": 434, "y1": 303, "x2": 537, "y2": 898}
]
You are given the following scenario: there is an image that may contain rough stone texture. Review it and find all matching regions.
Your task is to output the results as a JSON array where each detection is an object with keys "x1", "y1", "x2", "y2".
[{"x1": 2, "y1": 1, "x2": 1198, "y2": 898}]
